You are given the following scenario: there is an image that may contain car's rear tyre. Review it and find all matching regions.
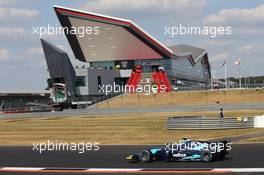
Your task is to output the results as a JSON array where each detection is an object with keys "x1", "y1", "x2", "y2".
[
  {"x1": 139, "y1": 150, "x2": 152, "y2": 163},
  {"x1": 201, "y1": 150, "x2": 212, "y2": 162}
]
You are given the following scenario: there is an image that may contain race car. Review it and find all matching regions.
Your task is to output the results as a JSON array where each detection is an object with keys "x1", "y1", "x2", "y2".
[{"x1": 126, "y1": 138, "x2": 231, "y2": 163}]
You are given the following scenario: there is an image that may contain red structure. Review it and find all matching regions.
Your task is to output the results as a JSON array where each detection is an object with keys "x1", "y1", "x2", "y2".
[
  {"x1": 152, "y1": 70, "x2": 172, "y2": 92},
  {"x1": 127, "y1": 65, "x2": 172, "y2": 93},
  {"x1": 126, "y1": 65, "x2": 142, "y2": 92}
]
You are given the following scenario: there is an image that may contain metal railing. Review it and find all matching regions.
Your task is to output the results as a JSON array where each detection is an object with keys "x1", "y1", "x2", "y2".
[{"x1": 166, "y1": 116, "x2": 254, "y2": 129}]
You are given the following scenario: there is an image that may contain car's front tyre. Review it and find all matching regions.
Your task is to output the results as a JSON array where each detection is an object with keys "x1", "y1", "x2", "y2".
[{"x1": 139, "y1": 150, "x2": 152, "y2": 163}]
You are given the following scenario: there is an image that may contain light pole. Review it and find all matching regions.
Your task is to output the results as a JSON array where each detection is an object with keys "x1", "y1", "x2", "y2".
[
  {"x1": 234, "y1": 58, "x2": 241, "y2": 89},
  {"x1": 239, "y1": 67, "x2": 242, "y2": 89},
  {"x1": 224, "y1": 63, "x2": 227, "y2": 89},
  {"x1": 210, "y1": 69, "x2": 216, "y2": 89}
]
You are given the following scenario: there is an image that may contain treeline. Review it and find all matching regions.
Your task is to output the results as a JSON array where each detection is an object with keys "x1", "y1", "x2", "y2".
[{"x1": 219, "y1": 76, "x2": 264, "y2": 84}]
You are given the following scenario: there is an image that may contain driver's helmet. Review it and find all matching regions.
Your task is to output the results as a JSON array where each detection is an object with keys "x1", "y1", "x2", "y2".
[{"x1": 181, "y1": 138, "x2": 191, "y2": 144}]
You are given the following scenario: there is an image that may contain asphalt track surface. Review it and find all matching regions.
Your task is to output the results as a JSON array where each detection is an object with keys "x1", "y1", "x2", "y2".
[
  {"x1": 1, "y1": 103, "x2": 264, "y2": 119},
  {"x1": 0, "y1": 144, "x2": 264, "y2": 174}
]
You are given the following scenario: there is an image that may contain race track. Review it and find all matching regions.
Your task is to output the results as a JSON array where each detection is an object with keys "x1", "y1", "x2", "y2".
[
  {"x1": 0, "y1": 144, "x2": 263, "y2": 174},
  {"x1": 1, "y1": 103, "x2": 264, "y2": 119}
]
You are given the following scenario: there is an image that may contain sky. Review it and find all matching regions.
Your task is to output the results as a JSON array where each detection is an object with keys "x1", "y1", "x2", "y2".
[{"x1": 0, "y1": 0, "x2": 263, "y2": 91}]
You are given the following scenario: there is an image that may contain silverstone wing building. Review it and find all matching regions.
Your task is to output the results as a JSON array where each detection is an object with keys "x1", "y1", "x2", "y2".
[{"x1": 41, "y1": 6, "x2": 211, "y2": 103}]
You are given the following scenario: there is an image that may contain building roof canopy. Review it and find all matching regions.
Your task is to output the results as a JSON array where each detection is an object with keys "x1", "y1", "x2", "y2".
[{"x1": 54, "y1": 6, "x2": 173, "y2": 62}]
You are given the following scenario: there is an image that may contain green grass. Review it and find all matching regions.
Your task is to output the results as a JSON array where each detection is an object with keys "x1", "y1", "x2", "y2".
[
  {"x1": 0, "y1": 110, "x2": 264, "y2": 145},
  {"x1": 240, "y1": 136, "x2": 264, "y2": 143}
]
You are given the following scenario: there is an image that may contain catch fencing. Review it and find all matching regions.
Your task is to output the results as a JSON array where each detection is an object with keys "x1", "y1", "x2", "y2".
[{"x1": 166, "y1": 116, "x2": 254, "y2": 129}]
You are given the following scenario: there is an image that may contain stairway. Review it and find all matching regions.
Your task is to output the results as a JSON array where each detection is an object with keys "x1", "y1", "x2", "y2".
[
  {"x1": 139, "y1": 73, "x2": 152, "y2": 86},
  {"x1": 126, "y1": 65, "x2": 172, "y2": 93},
  {"x1": 126, "y1": 66, "x2": 142, "y2": 92}
]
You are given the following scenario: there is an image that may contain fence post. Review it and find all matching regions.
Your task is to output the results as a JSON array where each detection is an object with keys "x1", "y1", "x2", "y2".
[
  {"x1": 153, "y1": 93, "x2": 156, "y2": 105},
  {"x1": 121, "y1": 95, "x2": 124, "y2": 105},
  {"x1": 171, "y1": 92, "x2": 174, "y2": 105},
  {"x1": 206, "y1": 90, "x2": 208, "y2": 104}
]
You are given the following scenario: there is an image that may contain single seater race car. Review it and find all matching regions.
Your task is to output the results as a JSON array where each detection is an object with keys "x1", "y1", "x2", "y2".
[{"x1": 126, "y1": 138, "x2": 231, "y2": 163}]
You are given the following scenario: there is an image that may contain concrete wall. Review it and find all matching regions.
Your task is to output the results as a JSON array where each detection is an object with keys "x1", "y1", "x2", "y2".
[
  {"x1": 75, "y1": 68, "x2": 120, "y2": 96},
  {"x1": 41, "y1": 39, "x2": 76, "y2": 98},
  {"x1": 75, "y1": 68, "x2": 89, "y2": 96},
  {"x1": 87, "y1": 69, "x2": 120, "y2": 95},
  {"x1": 254, "y1": 115, "x2": 264, "y2": 128}
]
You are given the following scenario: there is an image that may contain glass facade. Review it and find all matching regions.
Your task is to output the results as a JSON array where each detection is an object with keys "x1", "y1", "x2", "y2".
[
  {"x1": 90, "y1": 61, "x2": 114, "y2": 69},
  {"x1": 135, "y1": 57, "x2": 210, "y2": 87},
  {"x1": 170, "y1": 56, "x2": 210, "y2": 82},
  {"x1": 90, "y1": 57, "x2": 211, "y2": 88},
  {"x1": 75, "y1": 76, "x2": 86, "y2": 87}
]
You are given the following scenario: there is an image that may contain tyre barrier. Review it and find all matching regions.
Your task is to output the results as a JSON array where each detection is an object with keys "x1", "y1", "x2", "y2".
[{"x1": 166, "y1": 116, "x2": 255, "y2": 129}]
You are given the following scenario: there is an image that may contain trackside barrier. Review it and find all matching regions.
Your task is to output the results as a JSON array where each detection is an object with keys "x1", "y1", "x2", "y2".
[
  {"x1": 254, "y1": 115, "x2": 264, "y2": 128},
  {"x1": 166, "y1": 116, "x2": 256, "y2": 130}
]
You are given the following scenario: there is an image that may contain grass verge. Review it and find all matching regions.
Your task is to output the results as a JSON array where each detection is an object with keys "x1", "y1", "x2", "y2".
[
  {"x1": 0, "y1": 110, "x2": 263, "y2": 145},
  {"x1": 97, "y1": 89, "x2": 264, "y2": 108}
]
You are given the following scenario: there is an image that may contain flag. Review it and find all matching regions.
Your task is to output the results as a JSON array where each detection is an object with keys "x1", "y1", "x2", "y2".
[
  {"x1": 222, "y1": 61, "x2": 226, "y2": 66},
  {"x1": 234, "y1": 58, "x2": 240, "y2": 66}
]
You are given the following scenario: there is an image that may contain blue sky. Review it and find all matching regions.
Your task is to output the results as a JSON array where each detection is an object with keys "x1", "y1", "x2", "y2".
[{"x1": 0, "y1": 0, "x2": 264, "y2": 91}]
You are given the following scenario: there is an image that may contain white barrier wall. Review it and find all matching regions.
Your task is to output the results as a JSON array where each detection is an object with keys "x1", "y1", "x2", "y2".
[{"x1": 254, "y1": 115, "x2": 264, "y2": 128}]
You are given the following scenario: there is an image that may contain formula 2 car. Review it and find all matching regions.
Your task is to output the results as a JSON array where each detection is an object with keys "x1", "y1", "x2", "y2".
[{"x1": 126, "y1": 138, "x2": 231, "y2": 163}]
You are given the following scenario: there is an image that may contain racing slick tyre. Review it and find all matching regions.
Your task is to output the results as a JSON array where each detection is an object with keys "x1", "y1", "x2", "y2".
[
  {"x1": 139, "y1": 150, "x2": 152, "y2": 163},
  {"x1": 201, "y1": 150, "x2": 213, "y2": 162}
]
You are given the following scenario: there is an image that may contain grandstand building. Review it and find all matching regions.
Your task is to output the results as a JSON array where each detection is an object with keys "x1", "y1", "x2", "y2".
[
  {"x1": 41, "y1": 6, "x2": 211, "y2": 103},
  {"x1": 0, "y1": 91, "x2": 50, "y2": 112}
]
